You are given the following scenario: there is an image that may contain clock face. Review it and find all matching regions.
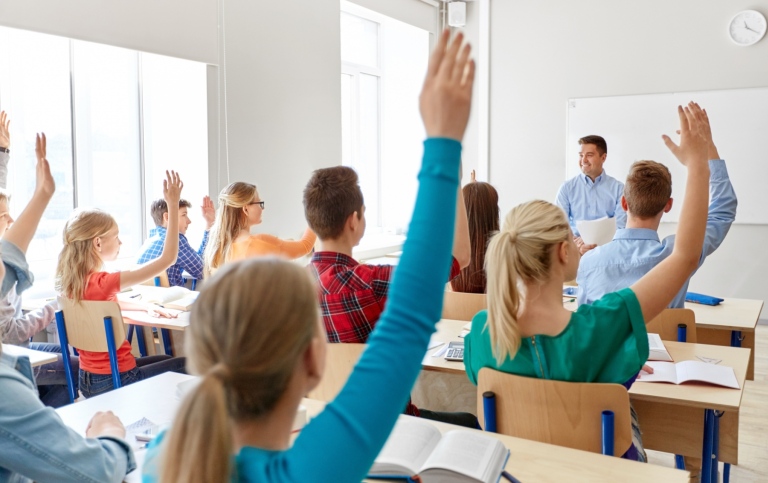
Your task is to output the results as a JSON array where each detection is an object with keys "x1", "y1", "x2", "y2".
[{"x1": 729, "y1": 10, "x2": 767, "y2": 46}]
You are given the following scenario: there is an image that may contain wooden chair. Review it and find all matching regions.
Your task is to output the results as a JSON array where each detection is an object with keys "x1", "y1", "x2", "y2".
[
  {"x1": 477, "y1": 368, "x2": 632, "y2": 457},
  {"x1": 55, "y1": 297, "x2": 128, "y2": 403},
  {"x1": 441, "y1": 291, "x2": 487, "y2": 321},
  {"x1": 307, "y1": 343, "x2": 366, "y2": 402},
  {"x1": 646, "y1": 308, "x2": 697, "y2": 343}
]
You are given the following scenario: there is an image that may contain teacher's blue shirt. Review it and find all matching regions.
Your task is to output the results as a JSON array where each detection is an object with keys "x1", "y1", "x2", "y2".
[
  {"x1": 555, "y1": 170, "x2": 626, "y2": 236},
  {"x1": 577, "y1": 159, "x2": 736, "y2": 308}
]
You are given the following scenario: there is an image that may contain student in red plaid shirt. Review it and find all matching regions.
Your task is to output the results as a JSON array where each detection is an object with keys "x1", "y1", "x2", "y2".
[{"x1": 304, "y1": 162, "x2": 475, "y2": 427}]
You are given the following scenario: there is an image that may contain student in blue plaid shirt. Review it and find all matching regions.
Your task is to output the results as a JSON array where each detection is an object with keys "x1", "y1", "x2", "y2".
[{"x1": 136, "y1": 196, "x2": 216, "y2": 287}]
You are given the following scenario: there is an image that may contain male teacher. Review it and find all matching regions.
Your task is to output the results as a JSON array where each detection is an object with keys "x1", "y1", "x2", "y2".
[{"x1": 556, "y1": 135, "x2": 626, "y2": 254}]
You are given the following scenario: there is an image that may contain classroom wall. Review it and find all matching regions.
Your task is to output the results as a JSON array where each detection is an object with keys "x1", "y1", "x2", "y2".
[
  {"x1": 490, "y1": 0, "x2": 768, "y2": 318},
  {"x1": 210, "y1": 0, "x2": 341, "y2": 238}
]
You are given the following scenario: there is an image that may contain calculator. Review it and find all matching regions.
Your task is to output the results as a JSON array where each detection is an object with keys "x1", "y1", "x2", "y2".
[{"x1": 445, "y1": 341, "x2": 465, "y2": 361}]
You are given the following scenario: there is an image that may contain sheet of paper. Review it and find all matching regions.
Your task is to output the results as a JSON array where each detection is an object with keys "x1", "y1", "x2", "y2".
[
  {"x1": 427, "y1": 336, "x2": 444, "y2": 350},
  {"x1": 647, "y1": 333, "x2": 673, "y2": 361},
  {"x1": 637, "y1": 361, "x2": 678, "y2": 384},
  {"x1": 432, "y1": 344, "x2": 450, "y2": 358},
  {"x1": 575, "y1": 216, "x2": 617, "y2": 246}
]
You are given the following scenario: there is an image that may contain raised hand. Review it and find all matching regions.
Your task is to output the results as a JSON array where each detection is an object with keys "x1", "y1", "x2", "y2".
[
  {"x1": 419, "y1": 29, "x2": 475, "y2": 142},
  {"x1": 34, "y1": 133, "x2": 55, "y2": 198},
  {"x1": 201, "y1": 195, "x2": 216, "y2": 229},
  {"x1": 85, "y1": 411, "x2": 126, "y2": 440},
  {"x1": 662, "y1": 102, "x2": 709, "y2": 167},
  {"x1": 163, "y1": 170, "x2": 183, "y2": 204},
  {"x1": 0, "y1": 111, "x2": 10, "y2": 150}
]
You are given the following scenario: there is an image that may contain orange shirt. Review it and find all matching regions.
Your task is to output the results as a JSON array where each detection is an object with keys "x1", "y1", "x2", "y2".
[
  {"x1": 77, "y1": 272, "x2": 137, "y2": 375},
  {"x1": 227, "y1": 228, "x2": 316, "y2": 262}
]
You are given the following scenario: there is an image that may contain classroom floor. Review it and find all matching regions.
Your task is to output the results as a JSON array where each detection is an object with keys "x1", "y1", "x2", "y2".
[{"x1": 646, "y1": 324, "x2": 768, "y2": 482}]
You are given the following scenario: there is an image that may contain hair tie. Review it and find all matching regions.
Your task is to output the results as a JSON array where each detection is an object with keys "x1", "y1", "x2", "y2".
[
  {"x1": 505, "y1": 230, "x2": 518, "y2": 244},
  {"x1": 207, "y1": 362, "x2": 232, "y2": 383}
]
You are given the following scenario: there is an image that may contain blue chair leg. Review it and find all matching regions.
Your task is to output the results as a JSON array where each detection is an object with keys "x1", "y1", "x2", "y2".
[
  {"x1": 191, "y1": 279, "x2": 197, "y2": 290},
  {"x1": 701, "y1": 409, "x2": 716, "y2": 483},
  {"x1": 724, "y1": 459, "x2": 731, "y2": 483},
  {"x1": 154, "y1": 277, "x2": 161, "y2": 287},
  {"x1": 711, "y1": 412, "x2": 721, "y2": 483},
  {"x1": 674, "y1": 455, "x2": 686, "y2": 470},
  {"x1": 482, "y1": 391, "x2": 497, "y2": 433},
  {"x1": 161, "y1": 328, "x2": 174, "y2": 356},
  {"x1": 103, "y1": 316, "x2": 122, "y2": 390},
  {"x1": 126, "y1": 324, "x2": 134, "y2": 344},
  {"x1": 55, "y1": 311, "x2": 76, "y2": 404},
  {"x1": 601, "y1": 410, "x2": 615, "y2": 456},
  {"x1": 134, "y1": 325, "x2": 148, "y2": 357}
]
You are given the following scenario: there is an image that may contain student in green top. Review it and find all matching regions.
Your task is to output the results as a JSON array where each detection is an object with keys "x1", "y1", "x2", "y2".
[{"x1": 464, "y1": 102, "x2": 713, "y2": 462}]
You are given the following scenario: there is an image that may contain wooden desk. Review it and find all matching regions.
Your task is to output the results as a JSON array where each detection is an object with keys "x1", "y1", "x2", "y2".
[
  {"x1": 424, "y1": 320, "x2": 748, "y2": 477},
  {"x1": 56, "y1": 372, "x2": 195, "y2": 483},
  {"x1": 306, "y1": 399, "x2": 689, "y2": 483},
  {"x1": 55, "y1": 372, "x2": 688, "y2": 483},
  {"x1": 685, "y1": 298, "x2": 763, "y2": 381},
  {"x1": 2, "y1": 344, "x2": 58, "y2": 367}
]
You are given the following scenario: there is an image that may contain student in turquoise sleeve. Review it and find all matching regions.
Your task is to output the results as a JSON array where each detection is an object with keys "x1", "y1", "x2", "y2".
[
  {"x1": 465, "y1": 102, "x2": 713, "y2": 462},
  {"x1": 555, "y1": 135, "x2": 626, "y2": 255},
  {"x1": 577, "y1": 109, "x2": 736, "y2": 307},
  {"x1": 143, "y1": 29, "x2": 475, "y2": 483}
]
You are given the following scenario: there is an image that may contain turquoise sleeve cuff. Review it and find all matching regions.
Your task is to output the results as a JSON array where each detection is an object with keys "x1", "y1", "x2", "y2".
[{"x1": 421, "y1": 138, "x2": 462, "y2": 183}]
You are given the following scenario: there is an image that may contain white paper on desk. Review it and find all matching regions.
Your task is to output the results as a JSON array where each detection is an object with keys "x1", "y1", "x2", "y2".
[
  {"x1": 427, "y1": 335, "x2": 444, "y2": 350},
  {"x1": 432, "y1": 344, "x2": 450, "y2": 358},
  {"x1": 122, "y1": 309, "x2": 183, "y2": 325},
  {"x1": 575, "y1": 216, "x2": 616, "y2": 246},
  {"x1": 647, "y1": 333, "x2": 673, "y2": 362}
]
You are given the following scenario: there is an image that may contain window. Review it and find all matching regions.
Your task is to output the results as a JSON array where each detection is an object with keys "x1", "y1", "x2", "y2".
[
  {"x1": 0, "y1": 26, "x2": 209, "y2": 295},
  {"x1": 340, "y1": 2, "x2": 430, "y2": 234}
]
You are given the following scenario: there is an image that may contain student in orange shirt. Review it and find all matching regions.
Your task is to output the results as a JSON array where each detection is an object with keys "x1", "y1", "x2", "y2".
[
  {"x1": 203, "y1": 182, "x2": 315, "y2": 275},
  {"x1": 55, "y1": 171, "x2": 187, "y2": 398}
]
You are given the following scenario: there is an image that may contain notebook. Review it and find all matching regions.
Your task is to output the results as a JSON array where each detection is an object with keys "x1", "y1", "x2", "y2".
[
  {"x1": 136, "y1": 286, "x2": 199, "y2": 311},
  {"x1": 638, "y1": 360, "x2": 739, "y2": 389},
  {"x1": 368, "y1": 418, "x2": 509, "y2": 483}
]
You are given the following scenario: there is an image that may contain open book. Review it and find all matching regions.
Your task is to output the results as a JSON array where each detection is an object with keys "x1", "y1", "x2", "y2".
[
  {"x1": 368, "y1": 419, "x2": 509, "y2": 483},
  {"x1": 575, "y1": 216, "x2": 616, "y2": 246},
  {"x1": 136, "y1": 286, "x2": 199, "y2": 311},
  {"x1": 639, "y1": 360, "x2": 740, "y2": 389},
  {"x1": 647, "y1": 334, "x2": 673, "y2": 362}
]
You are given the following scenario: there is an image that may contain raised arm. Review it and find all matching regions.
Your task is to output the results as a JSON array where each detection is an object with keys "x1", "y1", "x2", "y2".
[
  {"x1": 288, "y1": 29, "x2": 475, "y2": 482},
  {"x1": 631, "y1": 103, "x2": 710, "y2": 322},
  {"x1": 3, "y1": 134, "x2": 55, "y2": 254},
  {"x1": 0, "y1": 111, "x2": 10, "y2": 188},
  {"x1": 119, "y1": 172, "x2": 182, "y2": 288}
]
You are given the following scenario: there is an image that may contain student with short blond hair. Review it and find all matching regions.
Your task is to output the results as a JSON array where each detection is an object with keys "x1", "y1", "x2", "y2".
[
  {"x1": 577, "y1": 110, "x2": 736, "y2": 307},
  {"x1": 203, "y1": 182, "x2": 316, "y2": 275},
  {"x1": 465, "y1": 103, "x2": 714, "y2": 462}
]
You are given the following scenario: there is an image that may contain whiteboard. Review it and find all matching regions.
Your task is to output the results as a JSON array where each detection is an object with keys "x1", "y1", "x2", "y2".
[{"x1": 566, "y1": 88, "x2": 766, "y2": 224}]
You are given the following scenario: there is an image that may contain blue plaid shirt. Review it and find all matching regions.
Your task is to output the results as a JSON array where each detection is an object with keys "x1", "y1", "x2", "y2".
[{"x1": 136, "y1": 227, "x2": 209, "y2": 287}]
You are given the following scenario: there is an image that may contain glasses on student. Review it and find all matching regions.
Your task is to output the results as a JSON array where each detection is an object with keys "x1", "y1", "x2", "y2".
[{"x1": 248, "y1": 201, "x2": 265, "y2": 209}]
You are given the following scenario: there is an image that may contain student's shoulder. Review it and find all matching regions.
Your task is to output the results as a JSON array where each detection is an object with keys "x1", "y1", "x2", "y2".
[{"x1": 573, "y1": 288, "x2": 639, "y2": 321}]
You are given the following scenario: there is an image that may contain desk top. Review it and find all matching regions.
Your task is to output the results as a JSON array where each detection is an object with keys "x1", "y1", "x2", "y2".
[
  {"x1": 2, "y1": 344, "x2": 58, "y2": 367},
  {"x1": 684, "y1": 298, "x2": 763, "y2": 331},
  {"x1": 629, "y1": 341, "x2": 749, "y2": 411},
  {"x1": 121, "y1": 310, "x2": 190, "y2": 331},
  {"x1": 55, "y1": 372, "x2": 688, "y2": 483},
  {"x1": 299, "y1": 399, "x2": 689, "y2": 483},
  {"x1": 426, "y1": 319, "x2": 749, "y2": 412}
]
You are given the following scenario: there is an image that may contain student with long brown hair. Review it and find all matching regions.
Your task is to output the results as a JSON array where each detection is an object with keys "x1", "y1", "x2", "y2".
[
  {"x1": 451, "y1": 171, "x2": 499, "y2": 293},
  {"x1": 143, "y1": 30, "x2": 475, "y2": 483},
  {"x1": 203, "y1": 182, "x2": 316, "y2": 275},
  {"x1": 464, "y1": 103, "x2": 712, "y2": 461}
]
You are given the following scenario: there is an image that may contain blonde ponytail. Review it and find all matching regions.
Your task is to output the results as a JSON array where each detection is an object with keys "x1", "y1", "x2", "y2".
[
  {"x1": 159, "y1": 258, "x2": 319, "y2": 482},
  {"x1": 484, "y1": 200, "x2": 570, "y2": 364},
  {"x1": 160, "y1": 374, "x2": 232, "y2": 483}
]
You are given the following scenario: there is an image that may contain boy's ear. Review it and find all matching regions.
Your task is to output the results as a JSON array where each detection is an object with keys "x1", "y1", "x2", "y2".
[
  {"x1": 620, "y1": 195, "x2": 629, "y2": 213},
  {"x1": 347, "y1": 211, "x2": 360, "y2": 233},
  {"x1": 664, "y1": 198, "x2": 674, "y2": 213},
  {"x1": 162, "y1": 212, "x2": 170, "y2": 225}
]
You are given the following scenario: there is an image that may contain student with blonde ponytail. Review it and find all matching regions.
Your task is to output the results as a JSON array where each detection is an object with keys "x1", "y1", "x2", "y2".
[
  {"x1": 143, "y1": 29, "x2": 476, "y2": 483},
  {"x1": 203, "y1": 181, "x2": 315, "y2": 275},
  {"x1": 465, "y1": 102, "x2": 713, "y2": 462},
  {"x1": 55, "y1": 171, "x2": 187, "y2": 398}
]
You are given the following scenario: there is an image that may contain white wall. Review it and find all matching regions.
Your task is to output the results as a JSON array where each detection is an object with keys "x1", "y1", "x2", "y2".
[
  {"x1": 211, "y1": 0, "x2": 342, "y2": 237},
  {"x1": 489, "y1": 0, "x2": 768, "y2": 317},
  {"x1": 0, "y1": 0, "x2": 217, "y2": 64}
]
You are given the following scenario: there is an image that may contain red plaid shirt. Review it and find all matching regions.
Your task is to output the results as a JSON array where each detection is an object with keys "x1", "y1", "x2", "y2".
[{"x1": 309, "y1": 251, "x2": 461, "y2": 344}]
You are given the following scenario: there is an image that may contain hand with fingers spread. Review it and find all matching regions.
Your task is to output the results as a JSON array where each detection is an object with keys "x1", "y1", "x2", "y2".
[
  {"x1": 163, "y1": 170, "x2": 184, "y2": 205},
  {"x1": 419, "y1": 29, "x2": 475, "y2": 142},
  {"x1": 662, "y1": 102, "x2": 709, "y2": 168},
  {"x1": 34, "y1": 133, "x2": 55, "y2": 198},
  {"x1": 201, "y1": 195, "x2": 216, "y2": 230},
  {"x1": 0, "y1": 111, "x2": 10, "y2": 150}
]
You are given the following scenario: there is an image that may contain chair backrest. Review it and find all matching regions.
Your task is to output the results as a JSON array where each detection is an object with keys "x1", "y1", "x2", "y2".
[
  {"x1": 646, "y1": 308, "x2": 697, "y2": 343},
  {"x1": 57, "y1": 297, "x2": 127, "y2": 352},
  {"x1": 477, "y1": 368, "x2": 632, "y2": 456},
  {"x1": 441, "y1": 291, "x2": 487, "y2": 321},
  {"x1": 307, "y1": 343, "x2": 366, "y2": 402}
]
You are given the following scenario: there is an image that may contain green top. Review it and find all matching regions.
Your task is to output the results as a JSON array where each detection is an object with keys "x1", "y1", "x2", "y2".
[{"x1": 464, "y1": 288, "x2": 649, "y2": 385}]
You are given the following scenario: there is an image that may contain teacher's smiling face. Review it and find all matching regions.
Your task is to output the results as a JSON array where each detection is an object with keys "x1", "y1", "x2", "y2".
[{"x1": 578, "y1": 143, "x2": 607, "y2": 181}]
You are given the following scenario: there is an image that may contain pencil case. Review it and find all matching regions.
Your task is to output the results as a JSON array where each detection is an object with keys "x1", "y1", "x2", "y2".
[{"x1": 685, "y1": 292, "x2": 723, "y2": 306}]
